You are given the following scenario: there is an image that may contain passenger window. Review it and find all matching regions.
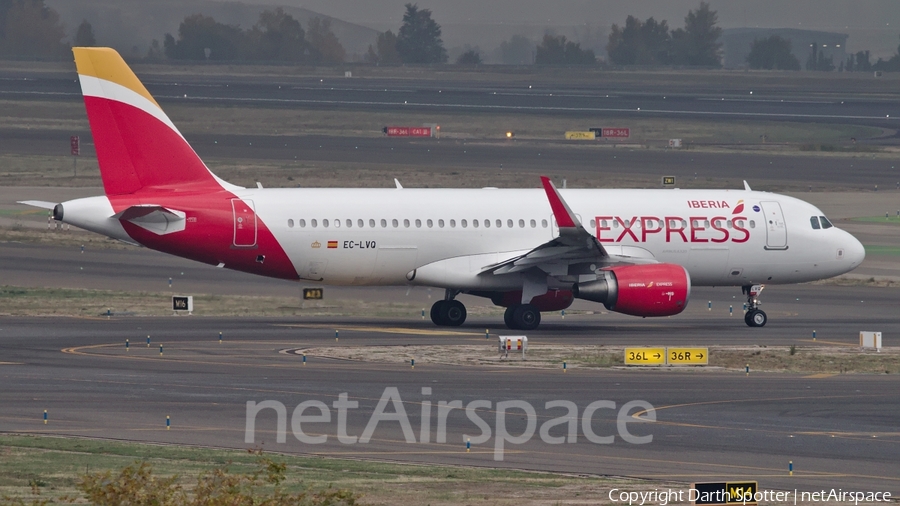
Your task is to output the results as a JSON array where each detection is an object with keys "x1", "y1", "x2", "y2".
[
  {"x1": 427, "y1": 219, "x2": 433, "y2": 228},
  {"x1": 415, "y1": 219, "x2": 421, "y2": 228},
  {"x1": 613, "y1": 220, "x2": 619, "y2": 228},
  {"x1": 473, "y1": 220, "x2": 479, "y2": 228},
  {"x1": 727, "y1": 220, "x2": 733, "y2": 229},
  {"x1": 496, "y1": 219, "x2": 502, "y2": 228},
  {"x1": 462, "y1": 219, "x2": 468, "y2": 228},
  {"x1": 299, "y1": 219, "x2": 306, "y2": 228},
  {"x1": 820, "y1": 216, "x2": 833, "y2": 229},
  {"x1": 346, "y1": 219, "x2": 352, "y2": 228},
  {"x1": 357, "y1": 219, "x2": 363, "y2": 228},
  {"x1": 439, "y1": 219, "x2": 445, "y2": 228},
  {"x1": 530, "y1": 219, "x2": 536, "y2": 228},
  {"x1": 392, "y1": 219, "x2": 399, "y2": 228},
  {"x1": 749, "y1": 220, "x2": 756, "y2": 229},
  {"x1": 518, "y1": 219, "x2": 525, "y2": 228},
  {"x1": 484, "y1": 219, "x2": 490, "y2": 228},
  {"x1": 369, "y1": 219, "x2": 375, "y2": 228},
  {"x1": 450, "y1": 219, "x2": 456, "y2": 228},
  {"x1": 810, "y1": 217, "x2": 820, "y2": 230},
  {"x1": 403, "y1": 219, "x2": 409, "y2": 228},
  {"x1": 287, "y1": 219, "x2": 294, "y2": 228},
  {"x1": 334, "y1": 219, "x2": 340, "y2": 228},
  {"x1": 380, "y1": 219, "x2": 387, "y2": 228},
  {"x1": 590, "y1": 219, "x2": 596, "y2": 228},
  {"x1": 507, "y1": 219, "x2": 513, "y2": 228},
  {"x1": 311, "y1": 219, "x2": 318, "y2": 228},
  {"x1": 323, "y1": 219, "x2": 330, "y2": 228},
  {"x1": 541, "y1": 219, "x2": 548, "y2": 228}
]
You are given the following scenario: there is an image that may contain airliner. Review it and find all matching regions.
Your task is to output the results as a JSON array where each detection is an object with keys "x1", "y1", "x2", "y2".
[{"x1": 21, "y1": 48, "x2": 865, "y2": 330}]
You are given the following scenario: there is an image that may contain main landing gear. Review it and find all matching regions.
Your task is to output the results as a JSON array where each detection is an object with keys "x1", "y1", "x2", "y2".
[
  {"x1": 430, "y1": 290, "x2": 467, "y2": 327},
  {"x1": 429, "y1": 292, "x2": 543, "y2": 330},
  {"x1": 742, "y1": 284, "x2": 767, "y2": 327},
  {"x1": 430, "y1": 300, "x2": 467, "y2": 326},
  {"x1": 503, "y1": 304, "x2": 541, "y2": 331}
]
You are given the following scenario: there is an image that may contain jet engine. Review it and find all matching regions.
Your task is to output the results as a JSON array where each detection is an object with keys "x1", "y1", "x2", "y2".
[{"x1": 573, "y1": 263, "x2": 690, "y2": 317}]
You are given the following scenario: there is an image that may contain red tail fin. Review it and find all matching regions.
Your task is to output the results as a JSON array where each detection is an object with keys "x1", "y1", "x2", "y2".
[{"x1": 73, "y1": 47, "x2": 230, "y2": 196}]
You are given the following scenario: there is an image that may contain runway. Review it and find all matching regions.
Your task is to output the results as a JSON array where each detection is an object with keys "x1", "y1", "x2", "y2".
[
  {"x1": 1, "y1": 306, "x2": 898, "y2": 494},
  {"x1": 2, "y1": 69, "x2": 899, "y2": 126}
]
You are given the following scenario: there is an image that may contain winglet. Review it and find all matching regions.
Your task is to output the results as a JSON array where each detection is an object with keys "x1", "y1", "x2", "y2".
[
  {"x1": 540, "y1": 176, "x2": 577, "y2": 228},
  {"x1": 394, "y1": 178, "x2": 403, "y2": 189},
  {"x1": 743, "y1": 180, "x2": 752, "y2": 191}
]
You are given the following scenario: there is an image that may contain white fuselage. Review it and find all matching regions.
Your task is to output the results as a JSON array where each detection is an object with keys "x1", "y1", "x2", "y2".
[{"x1": 226, "y1": 187, "x2": 864, "y2": 288}]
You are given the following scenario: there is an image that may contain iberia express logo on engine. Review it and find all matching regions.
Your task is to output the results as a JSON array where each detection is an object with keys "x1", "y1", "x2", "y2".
[{"x1": 594, "y1": 200, "x2": 750, "y2": 244}]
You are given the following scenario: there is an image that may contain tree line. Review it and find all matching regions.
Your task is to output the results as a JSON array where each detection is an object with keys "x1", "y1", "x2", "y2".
[
  {"x1": 746, "y1": 34, "x2": 900, "y2": 72},
  {"x1": 3, "y1": 0, "x2": 900, "y2": 72},
  {"x1": 158, "y1": 8, "x2": 345, "y2": 64}
]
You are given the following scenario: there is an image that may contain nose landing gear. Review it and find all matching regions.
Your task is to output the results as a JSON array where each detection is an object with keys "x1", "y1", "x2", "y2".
[{"x1": 742, "y1": 284, "x2": 767, "y2": 327}]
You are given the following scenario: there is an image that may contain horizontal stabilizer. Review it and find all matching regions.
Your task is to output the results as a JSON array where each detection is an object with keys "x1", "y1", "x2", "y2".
[{"x1": 17, "y1": 200, "x2": 57, "y2": 210}]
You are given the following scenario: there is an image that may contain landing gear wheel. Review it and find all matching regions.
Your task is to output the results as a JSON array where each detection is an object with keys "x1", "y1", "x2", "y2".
[
  {"x1": 512, "y1": 304, "x2": 541, "y2": 331},
  {"x1": 430, "y1": 300, "x2": 447, "y2": 326},
  {"x1": 745, "y1": 309, "x2": 767, "y2": 327},
  {"x1": 742, "y1": 284, "x2": 767, "y2": 328},
  {"x1": 441, "y1": 300, "x2": 467, "y2": 327},
  {"x1": 503, "y1": 306, "x2": 517, "y2": 329}
]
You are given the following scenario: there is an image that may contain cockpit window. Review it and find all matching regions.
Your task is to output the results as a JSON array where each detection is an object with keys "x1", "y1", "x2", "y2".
[
  {"x1": 810, "y1": 216, "x2": 821, "y2": 230},
  {"x1": 820, "y1": 216, "x2": 833, "y2": 229}
]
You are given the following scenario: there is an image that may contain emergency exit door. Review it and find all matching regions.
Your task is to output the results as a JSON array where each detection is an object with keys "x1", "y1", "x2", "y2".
[
  {"x1": 232, "y1": 198, "x2": 257, "y2": 247},
  {"x1": 760, "y1": 201, "x2": 787, "y2": 249}
]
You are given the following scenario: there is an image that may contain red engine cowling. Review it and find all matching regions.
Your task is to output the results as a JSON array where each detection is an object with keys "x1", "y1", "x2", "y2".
[
  {"x1": 573, "y1": 263, "x2": 690, "y2": 317},
  {"x1": 490, "y1": 289, "x2": 574, "y2": 311}
]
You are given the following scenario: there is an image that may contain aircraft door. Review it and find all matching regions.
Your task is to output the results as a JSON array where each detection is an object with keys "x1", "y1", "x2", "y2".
[
  {"x1": 232, "y1": 198, "x2": 257, "y2": 247},
  {"x1": 760, "y1": 201, "x2": 787, "y2": 249}
]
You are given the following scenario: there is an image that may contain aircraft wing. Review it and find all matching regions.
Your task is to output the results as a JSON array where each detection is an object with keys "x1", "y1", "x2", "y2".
[{"x1": 482, "y1": 177, "x2": 656, "y2": 276}]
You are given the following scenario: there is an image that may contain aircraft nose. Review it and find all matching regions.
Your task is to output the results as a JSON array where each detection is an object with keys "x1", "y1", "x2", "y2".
[{"x1": 844, "y1": 232, "x2": 866, "y2": 268}]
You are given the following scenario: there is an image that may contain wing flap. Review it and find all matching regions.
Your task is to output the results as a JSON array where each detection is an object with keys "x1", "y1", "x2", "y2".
[{"x1": 479, "y1": 177, "x2": 656, "y2": 278}]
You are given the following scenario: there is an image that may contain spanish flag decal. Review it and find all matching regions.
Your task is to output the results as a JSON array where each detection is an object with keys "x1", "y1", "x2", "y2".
[{"x1": 327, "y1": 240, "x2": 338, "y2": 249}]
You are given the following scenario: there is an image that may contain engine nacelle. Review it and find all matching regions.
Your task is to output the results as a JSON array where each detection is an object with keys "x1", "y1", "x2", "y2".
[
  {"x1": 573, "y1": 263, "x2": 690, "y2": 317},
  {"x1": 487, "y1": 289, "x2": 574, "y2": 312}
]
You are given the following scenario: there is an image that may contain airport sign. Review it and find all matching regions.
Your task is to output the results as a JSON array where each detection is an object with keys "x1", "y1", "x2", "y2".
[
  {"x1": 624, "y1": 347, "x2": 666, "y2": 365},
  {"x1": 303, "y1": 288, "x2": 324, "y2": 300},
  {"x1": 662, "y1": 176, "x2": 676, "y2": 185},
  {"x1": 691, "y1": 481, "x2": 758, "y2": 505},
  {"x1": 565, "y1": 131, "x2": 595, "y2": 140},
  {"x1": 668, "y1": 347, "x2": 708, "y2": 365}
]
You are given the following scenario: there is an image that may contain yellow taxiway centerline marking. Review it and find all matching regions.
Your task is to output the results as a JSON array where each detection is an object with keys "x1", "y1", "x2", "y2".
[
  {"x1": 798, "y1": 339, "x2": 857, "y2": 347},
  {"x1": 274, "y1": 323, "x2": 483, "y2": 336}
]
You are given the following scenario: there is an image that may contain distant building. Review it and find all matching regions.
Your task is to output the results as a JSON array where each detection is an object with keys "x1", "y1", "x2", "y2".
[{"x1": 722, "y1": 28, "x2": 848, "y2": 69}]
